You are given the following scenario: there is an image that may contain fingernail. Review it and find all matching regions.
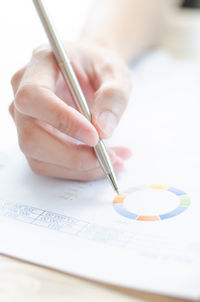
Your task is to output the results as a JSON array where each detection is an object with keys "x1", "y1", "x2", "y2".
[{"x1": 97, "y1": 111, "x2": 118, "y2": 136}]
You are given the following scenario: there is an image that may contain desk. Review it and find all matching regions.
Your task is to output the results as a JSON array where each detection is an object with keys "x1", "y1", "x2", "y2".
[
  {"x1": 0, "y1": 255, "x2": 189, "y2": 302},
  {"x1": 1, "y1": 9, "x2": 200, "y2": 302}
]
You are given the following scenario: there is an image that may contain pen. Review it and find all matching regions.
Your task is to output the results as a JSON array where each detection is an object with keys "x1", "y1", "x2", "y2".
[{"x1": 33, "y1": 0, "x2": 120, "y2": 195}]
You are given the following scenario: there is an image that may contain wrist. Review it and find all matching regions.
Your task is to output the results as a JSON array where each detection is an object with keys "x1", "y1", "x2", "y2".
[
  {"x1": 79, "y1": 28, "x2": 138, "y2": 63},
  {"x1": 79, "y1": 31, "x2": 117, "y2": 51}
]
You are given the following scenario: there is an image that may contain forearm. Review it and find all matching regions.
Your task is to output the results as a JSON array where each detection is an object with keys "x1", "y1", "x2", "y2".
[{"x1": 81, "y1": 0, "x2": 179, "y2": 62}]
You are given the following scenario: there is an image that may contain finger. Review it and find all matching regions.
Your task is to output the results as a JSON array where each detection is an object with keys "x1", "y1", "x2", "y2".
[
  {"x1": 110, "y1": 146, "x2": 132, "y2": 160},
  {"x1": 15, "y1": 111, "x2": 120, "y2": 171},
  {"x1": 27, "y1": 156, "x2": 124, "y2": 181},
  {"x1": 14, "y1": 49, "x2": 98, "y2": 146},
  {"x1": 11, "y1": 104, "x2": 133, "y2": 164},
  {"x1": 9, "y1": 102, "x2": 15, "y2": 120},
  {"x1": 91, "y1": 55, "x2": 132, "y2": 138},
  {"x1": 10, "y1": 66, "x2": 27, "y2": 121},
  {"x1": 11, "y1": 65, "x2": 26, "y2": 94}
]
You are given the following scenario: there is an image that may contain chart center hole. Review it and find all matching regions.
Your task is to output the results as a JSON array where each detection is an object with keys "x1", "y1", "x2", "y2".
[{"x1": 125, "y1": 189, "x2": 179, "y2": 216}]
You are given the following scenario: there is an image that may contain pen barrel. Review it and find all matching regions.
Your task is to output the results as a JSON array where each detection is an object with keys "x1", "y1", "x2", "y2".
[
  {"x1": 33, "y1": 0, "x2": 119, "y2": 193},
  {"x1": 94, "y1": 140, "x2": 114, "y2": 175},
  {"x1": 33, "y1": 0, "x2": 91, "y2": 121},
  {"x1": 33, "y1": 0, "x2": 68, "y2": 64},
  {"x1": 59, "y1": 62, "x2": 91, "y2": 121}
]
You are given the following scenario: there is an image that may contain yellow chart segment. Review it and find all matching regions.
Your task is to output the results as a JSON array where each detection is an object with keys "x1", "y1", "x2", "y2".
[{"x1": 150, "y1": 185, "x2": 168, "y2": 190}]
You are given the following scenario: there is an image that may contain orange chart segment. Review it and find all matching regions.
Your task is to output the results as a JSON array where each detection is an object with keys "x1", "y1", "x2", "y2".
[
  {"x1": 112, "y1": 194, "x2": 127, "y2": 204},
  {"x1": 137, "y1": 215, "x2": 160, "y2": 221}
]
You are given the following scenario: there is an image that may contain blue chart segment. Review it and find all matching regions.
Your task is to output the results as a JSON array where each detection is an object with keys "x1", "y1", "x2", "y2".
[{"x1": 112, "y1": 185, "x2": 191, "y2": 221}]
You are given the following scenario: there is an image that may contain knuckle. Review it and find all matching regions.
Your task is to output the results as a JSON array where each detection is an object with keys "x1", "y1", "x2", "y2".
[
  {"x1": 100, "y1": 60, "x2": 115, "y2": 76},
  {"x1": 78, "y1": 176, "x2": 90, "y2": 182},
  {"x1": 11, "y1": 70, "x2": 21, "y2": 87},
  {"x1": 99, "y1": 82, "x2": 128, "y2": 105},
  {"x1": 80, "y1": 169, "x2": 102, "y2": 182},
  {"x1": 8, "y1": 102, "x2": 14, "y2": 117},
  {"x1": 32, "y1": 44, "x2": 51, "y2": 58},
  {"x1": 18, "y1": 128, "x2": 36, "y2": 156},
  {"x1": 14, "y1": 84, "x2": 34, "y2": 112},
  {"x1": 81, "y1": 173, "x2": 94, "y2": 182},
  {"x1": 15, "y1": 84, "x2": 42, "y2": 113},
  {"x1": 55, "y1": 108, "x2": 77, "y2": 136},
  {"x1": 72, "y1": 155, "x2": 84, "y2": 171},
  {"x1": 73, "y1": 169, "x2": 93, "y2": 182},
  {"x1": 32, "y1": 45, "x2": 55, "y2": 66},
  {"x1": 29, "y1": 159, "x2": 44, "y2": 176},
  {"x1": 11, "y1": 66, "x2": 26, "y2": 88},
  {"x1": 70, "y1": 147, "x2": 86, "y2": 171}
]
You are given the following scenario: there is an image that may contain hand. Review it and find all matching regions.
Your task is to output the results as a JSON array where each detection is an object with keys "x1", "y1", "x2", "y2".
[{"x1": 9, "y1": 42, "x2": 132, "y2": 181}]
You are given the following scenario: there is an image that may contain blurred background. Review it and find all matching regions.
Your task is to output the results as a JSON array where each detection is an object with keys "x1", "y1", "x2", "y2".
[{"x1": 183, "y1": 0, "x2": 200, "y2": 7}]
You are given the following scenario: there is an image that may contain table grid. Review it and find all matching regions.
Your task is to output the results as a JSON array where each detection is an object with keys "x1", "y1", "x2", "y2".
[
  {"x1": 0, "y1": 201, "x2": 132, "y2": 247},
  {"x1": 0, "y1": 201, "x2": 195, "y2": 263}
]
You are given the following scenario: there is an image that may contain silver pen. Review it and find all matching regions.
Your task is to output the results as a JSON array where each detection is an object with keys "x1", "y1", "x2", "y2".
[{"x1": 33, "y1": 0, "x2": 120, "y2": 194}]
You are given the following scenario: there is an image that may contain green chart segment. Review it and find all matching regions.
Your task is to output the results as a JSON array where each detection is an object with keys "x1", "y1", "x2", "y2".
[{"x1": 112, "y1": 185, "x2": 191, "y2": 221}]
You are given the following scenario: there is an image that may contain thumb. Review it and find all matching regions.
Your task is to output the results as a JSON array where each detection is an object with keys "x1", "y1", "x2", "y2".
[{"x1": 92, "y1": 66, "x2": 132, "y2": 138}]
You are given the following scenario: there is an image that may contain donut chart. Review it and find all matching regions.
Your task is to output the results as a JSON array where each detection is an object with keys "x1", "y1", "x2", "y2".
[{"x1": 112, "y1": 185, "x2": 191, "y2": 221}]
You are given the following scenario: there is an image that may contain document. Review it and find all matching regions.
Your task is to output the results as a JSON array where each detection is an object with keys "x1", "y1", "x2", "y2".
[{"x1": 1, "y1": 50, "x2": 200, "y2": 300}]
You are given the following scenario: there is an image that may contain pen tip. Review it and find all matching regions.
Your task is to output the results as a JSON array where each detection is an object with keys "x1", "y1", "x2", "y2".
[
  {"x1": 107, "y1": 173, "x2": 120, "y2": 195},
  {"x1": 115, "y1": 187, "x2": 120, "y2": 195}
]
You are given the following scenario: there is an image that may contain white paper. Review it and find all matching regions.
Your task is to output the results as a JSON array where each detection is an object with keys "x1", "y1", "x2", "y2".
[{"x1": 1, "y1": 50, "x2": 200, "y2": 300}]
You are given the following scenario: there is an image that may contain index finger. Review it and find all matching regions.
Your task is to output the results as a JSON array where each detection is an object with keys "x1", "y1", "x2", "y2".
[{"x1": 14, "y1": 48, "x2": 98, "y2": 146}]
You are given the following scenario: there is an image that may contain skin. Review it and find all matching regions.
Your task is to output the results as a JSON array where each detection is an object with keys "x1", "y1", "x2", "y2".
[{"x1": 9, "y1": 0, "x2": 178, "y2": 181}]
